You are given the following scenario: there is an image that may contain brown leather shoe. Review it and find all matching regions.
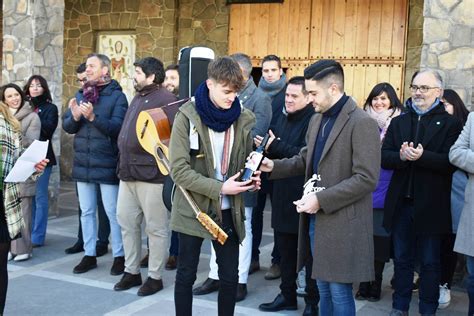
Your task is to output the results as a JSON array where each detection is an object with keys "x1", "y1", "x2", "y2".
[
  {"x1": 165, "y1": 256, "x2": 177, "y2": 270},
  {"x1": 114, "y1": 272, "x2": 142, "y2": 291},
  {"x1": 236, "y1": 283, "x2": 247, "y2": 302},
  {"x1": 110, "y1": 256, "x2": 125, "y2": 275},
  {"x1": 192, "y1": 278, "x2": 219, "y2": 295},
  {"x1": 137, "y1": 277, "x2": 163, "y2": 296},
  {"x1": 249, "y1": 260, "x2": 260, "y2": 275},
  {"x1": 140, "y1": 253, "x2": 149, "y2": 268},
  {"x1": 264, "y1": 263, "x2": 281, "y2": 280}
]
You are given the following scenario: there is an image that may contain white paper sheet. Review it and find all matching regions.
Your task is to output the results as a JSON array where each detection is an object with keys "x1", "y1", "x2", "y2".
[{"x1": 5, "y1": 140, "x2": 49, "y2": 182}]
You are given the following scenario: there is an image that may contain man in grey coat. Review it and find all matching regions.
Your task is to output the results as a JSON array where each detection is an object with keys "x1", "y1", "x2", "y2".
[
  {"x1": 192, "y1": 53, "x2": 272, "y2": 301},
  {"x1": 260, "y1": 60, "x2": 380, "y2": 315}
]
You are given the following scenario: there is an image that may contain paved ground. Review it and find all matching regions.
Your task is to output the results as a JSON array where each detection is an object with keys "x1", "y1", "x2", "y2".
[{"x1": 5, "y1": 181, "x2": 470, "y2": 315}]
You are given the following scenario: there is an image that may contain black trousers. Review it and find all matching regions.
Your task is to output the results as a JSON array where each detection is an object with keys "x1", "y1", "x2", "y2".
[
  {"x1": 175, "y1": 210, "x2": 239, "y2": 316},
  {"x1": 275, "y1": 231, "x2": 319, "y2": 305}
]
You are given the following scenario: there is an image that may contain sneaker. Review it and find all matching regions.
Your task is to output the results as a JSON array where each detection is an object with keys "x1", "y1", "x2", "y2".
[
  {"x1": 13, "y1": 253, "x2": 32, "y2": 262},
  {"x1": 73, "y1": 256, "x2": 97, "y2": 274},
  {"x1": 265, "y1": 263, "x2": 281, "y2": 280},
  {"x1": 438, "y1": 283, "x2": 451, "y2": 309},
  {"x1": 110, "y1": 256, "x2": 125, "y2": 275},
  {"x1": 7, "y1": 252, "x2": 13, "y2": 261},
  {"x1": 296, "y1": 268, "x2": 307, "y2": 297}
]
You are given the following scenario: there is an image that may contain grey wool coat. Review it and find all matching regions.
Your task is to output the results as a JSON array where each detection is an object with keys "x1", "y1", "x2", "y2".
[
  {"x1": 271, "y1": 97, "x2": 380, "y2": 283},
  {"x1": 449, "y1": 112, "x2": 474, "y2": 257},
  {"x1": 15, "y1": 104, "x2": 41, "y2": 197}
]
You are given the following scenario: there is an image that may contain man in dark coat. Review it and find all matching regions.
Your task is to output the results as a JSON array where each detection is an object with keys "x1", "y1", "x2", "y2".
[
  {"x1": 113, "y1": 57, "x2": 178, "y2": 296},
  {"x1": 260, "y1": 60, "x2": 380, "y2": 316},
  {"x1": 63, "y1": 53, "x2": 128, "y2": 275},
  {"x1": 257, "y1": 76, "x2": 318, "y2": 315},
  {"x1": 382, "y1": 69, "x2": 463, "y2": 316}
]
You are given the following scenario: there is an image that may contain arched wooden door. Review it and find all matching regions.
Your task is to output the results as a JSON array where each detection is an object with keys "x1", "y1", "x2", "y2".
[{"x1": 229, "y1": 0, "x2": 409, "y2": 105}]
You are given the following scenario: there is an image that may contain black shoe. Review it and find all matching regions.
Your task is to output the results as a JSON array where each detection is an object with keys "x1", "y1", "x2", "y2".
[
  {"x1": 96, "y1": 245, "x2": 108, "y2": 257},
  {"x1": 192, "y1": 278, "x2": 220, "y2": 295},
  {"x1": 73, "y1": 256, "x2": 97, "y2": 274},
  {"x1": 367, "y1": 280, "x2": 382, "y2": 302},
  {"x1": 355, "y1": 281, "x2": 370, "y2": 300},
  {"x1": 258, "y1": 293, "x2": 297, "y2": 312},
  {"x1": 137, "y1": 277, "x2": 163, "y2": 296},
  {"x1": 249, "y1": 259, "x2": 260, "y2": 275},
  {"x1": 303, "y1": 304, "x2": 319, "y2": 316},
  {"x1": 110, "y1": 256, "x2": 125, "y2": 275},
  {"x1": 140, "y1": 253, "x2": 149, "y2": 268},
  {"x1": 114, "y1": 272, "x2": 142, "y2": 291},
  {"x1": 65, "y1": 242, "x2": 84, "y2": 254},
  {"x1": 236, "y1": 283, "x2": 247, "y2": 302}
]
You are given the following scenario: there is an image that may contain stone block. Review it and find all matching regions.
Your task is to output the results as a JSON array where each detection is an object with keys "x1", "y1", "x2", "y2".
[
  {"x1": 33, "y1": 51, "x2": 45, "y2": 67},
  {"x1": 207, "y1": 26, "x2": 228, "y2": 43},
  {"x1": 202, "y1": 20, "x2": 216, "y2": 33},
  {"x1": 68, "y1": 29, "x2": 81, "y2": 39},
  {"x1": 181, "y1": 5, "x2": 193, "y2": 18},
  {"x1": 194, "y1": 27, "x2": 207, "y2": 42},
  {"x1": 51, "y1": 35, "x2": 64, "y2": 47},
  {"x1": 439, "y1": 47, "x2": 474, "y2": 70},
  {"x1": 80, "y1": 32, "x2": 94, "y2": 47},
  {"x1": 451, "y1": 24, "x2": 472, "y2": 47},
  {"x1": 78, "y1": 14, "x2": 90, "y2": 24},
  {"x1": 195, "y1": 5, "x2": 217, "y2": 19},
  {"x1": 179, "y1": 18, "x2": 192, "y2": 29},
  {"x1": 137, "y1": 18, "x2": 149, "y2": 27},
  {"x1": 90, "y1": 16, "x2": 100, "y2": 29},
  {"x1": 215, "y1": 42, "x2": 229, "y2": 56},
  {"x1": 423, "y1": 18, "x2": 450, "y2": 43},
  {"x1": 427, "y1": 0, "x2": 449, "y2": 19},
  {"x1": 446, "y1": 69, "x2": 472, "y2": 86},
  {"x1": 151, "y1": 28, "x2": 164, "y2": 40},
  {"x1": 3, "y1": 38, "x2": 16, "y2": 52},
  {"x1": 164, "y1": 0, "x2": 176, "y2": 10},
  {"x1": 163, "y1": 48, "x2": 175, "y2": 64},
  {"x1": 99, "y1": 2, "x2": 112, "y2": 14},
  {"x1": 130, "y1": 13, "x2": 139, "y2": 27},
  {"x1": 125, "y1": 0, "x2": 140, "y2": 12},
  {"x1": 5, "y1": 54, "x2": 14, "y2": 71},
  {"x1": 112, "y1": 0, "x2": 125, "y2": 12},
  {"x1": 163, "y1": 10, "x2": 175, "y2": 24},
  {"x1": 178, "y1": 29, "x2": 195, "y2": 45},
  {"x1": 12, "y1": 19, "x2": 32, "y2": 38},
  {"x1": 16, "y1": 0, "x2": 28, "y2": 14},
  {"x1": 139, "y1": 2, "x2": 161, "y2": 17},
  {"x1": 407, "y1": 28, "x2": 423, "y2": 47},
  {"x1": 440, "y1": 0, "x2": 462, "y2": 13},
  {"x1": 99, "y1": 14, "x2": 112, "y2": 29},
  {"x1": 48, "y1": 14, "x2": 64, "y2": 33},
  {"x1": 192, "y1": 2, "x2": 207, "y2": 17},
  {"x1": 215, "y1": 13, "x2": 228, "y2": 26},
  {"x1": 108, "y1": 13, "x2": 120, "y2": 29},
  {"x1": 150, "y1": 18, "x2": 164, "y2": 27},
  {"x1": 426, "y1": 52, "x2": 439, "y2": 67},
  {"x1": 406, "y1": 47, "x2": 421, "y2": 69},
  {"x1": 408, "y1": 2, "x2": 423, "y2": 29},
  {"x1": 137, "y1": 33, "x2": 154, "y2": 50},
  {"x1": 78, "y1": 46, "x2": 93, "y2": 56},
  {"x1": 450, "y1": 1, "x2": 474, "y2": 27},
  {"x1": 162, "y1": 23, "x2": 175, "y2": 38},
  {"x1": 44, "y1": 46, "x2": 58, "y2": 67},
  {"x1": 152, "y1": 47, "x2": 164, "y2": 59},
  {"x1": 79, "y1": 23, "x2": 92, "y2": 33},
  {"x1": 16, "y1": 66, "x2": 31, "y2": 81},
  {"x1": 429, "y1": 41, "x2": 450, "y2": 54},
  {"x1": 35, "y1": 34, "x2": 52, "y2": 50},
  {"x1": 155, "y1": 37, "x2": 174, "y2": 48},
  {"x1": 119, "y1": 13, "x2": 131, "y2": 29}
]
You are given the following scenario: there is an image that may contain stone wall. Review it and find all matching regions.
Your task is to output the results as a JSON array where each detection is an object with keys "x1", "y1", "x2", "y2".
[
  {"x1": 176, "y1": 0, "x2": 230, "y2": 58},
  {"x1": 61, "y1": 0, "x2": 178, "y2": 179},
  {"x1": 421, "y1": 0, "x2": 473, "y2": 109},
  {"x1": 2, "y1": 0, "x2": 64, "y2": 215},
  {"x1": 404, "y1": 0, "x2": 424, "y2": 99}
]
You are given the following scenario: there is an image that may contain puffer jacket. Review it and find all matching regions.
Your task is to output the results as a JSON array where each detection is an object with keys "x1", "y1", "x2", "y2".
[
  {"x1": 62, "y1": 80, "x2": 128, "y2": 184},
  {"x1": 169, "y1": 100, "x2": 255, "y2": 242}
]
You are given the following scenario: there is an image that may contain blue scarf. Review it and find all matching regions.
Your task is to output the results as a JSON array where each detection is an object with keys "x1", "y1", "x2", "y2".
[
  {"x1": 194, "y1": 82, "x2": 241, "y2": 132},
  {"x1": 406, "y1": 97, "x2": 441, "y2": 116}
]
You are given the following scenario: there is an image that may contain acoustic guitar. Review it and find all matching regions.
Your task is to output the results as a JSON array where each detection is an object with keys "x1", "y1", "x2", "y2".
[{"x1": 136, "y1": 107, "x2": 228, "y2": 245}]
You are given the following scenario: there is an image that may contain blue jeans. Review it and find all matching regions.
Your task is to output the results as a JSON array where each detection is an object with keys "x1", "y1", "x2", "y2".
[
  {"x1": 309, "y1": 214, "x2": 315, "y2": 256},
  {"x1": 392, "y1": 200, "x2": 440, "y2": 314},
  {"x1": 31, "y1": 165, "x2": 52, "y2": 245},
  {"x1": 466, "y1": 255, "x2": 474, "y2": 315},
  {"x1": 317, "y1": 280, "x2": 355, "y2": 315},
  {"x1": 76, "y1": 182, "x2": 123, "y2": 257}
]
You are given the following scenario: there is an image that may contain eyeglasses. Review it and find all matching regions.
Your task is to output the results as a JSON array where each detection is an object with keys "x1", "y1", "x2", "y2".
[
  {"x1": 409, "y1": 85, "x2": 440, "y2": 93},
  {"x1": 76, "y1": 79, "x2": 87, "y2": 83}
]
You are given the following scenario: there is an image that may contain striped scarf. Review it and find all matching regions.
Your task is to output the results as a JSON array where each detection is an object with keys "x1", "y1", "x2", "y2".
[{"x1": 0, "y1": 114, "x2": 24, "y2": 238}]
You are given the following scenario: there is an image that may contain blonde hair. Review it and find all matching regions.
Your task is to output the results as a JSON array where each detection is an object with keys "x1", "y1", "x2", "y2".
[{"x1": 0, "y1": 101, "x2": 21, "y2": 132}]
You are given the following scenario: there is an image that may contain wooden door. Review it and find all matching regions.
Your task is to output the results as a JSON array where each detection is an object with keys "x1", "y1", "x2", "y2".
[{"x1": 228, "y1": 0, "x2": 409, "y2": 105}]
